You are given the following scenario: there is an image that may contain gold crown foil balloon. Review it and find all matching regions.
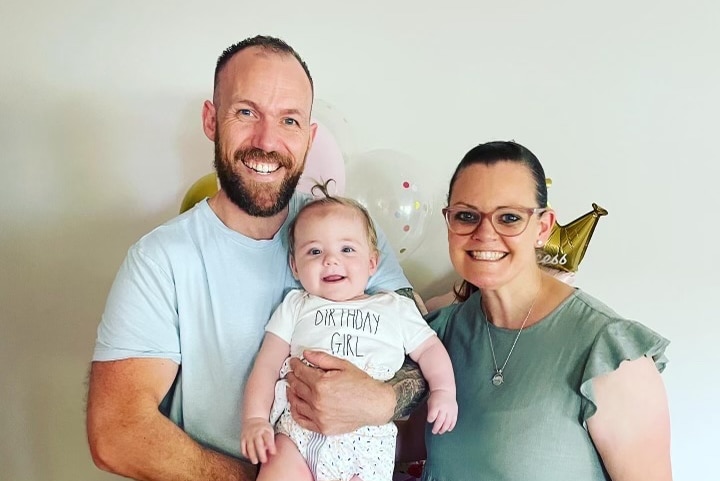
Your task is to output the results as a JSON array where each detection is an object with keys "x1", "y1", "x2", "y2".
[{"x1": 538, "y1": 203, "x2": 608, "y2": 273}]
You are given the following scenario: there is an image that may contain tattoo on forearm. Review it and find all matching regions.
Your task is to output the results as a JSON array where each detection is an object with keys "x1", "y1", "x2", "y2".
[
  {"x1": 389, "y1": 359, "x2": 429, "y2": 420},
  {"x1": 395, "y1": 287, "x2": 414, "y2": 300},
  {"x1": 395, "y1": 287, "x2": 427, "y2": 314}
]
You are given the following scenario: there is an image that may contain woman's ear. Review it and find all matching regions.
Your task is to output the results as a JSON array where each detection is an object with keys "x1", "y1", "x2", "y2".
[{"x1": 538, "y1": 209, "x2": 556, "y2": 244}]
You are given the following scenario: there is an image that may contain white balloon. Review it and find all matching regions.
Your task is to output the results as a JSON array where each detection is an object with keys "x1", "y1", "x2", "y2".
[
  {"x1": 345, "y1": 149, "x2": 433, "y2": 261},
  {"x1": 311, "y1": 98, "x2": 357, "y2": 161}
]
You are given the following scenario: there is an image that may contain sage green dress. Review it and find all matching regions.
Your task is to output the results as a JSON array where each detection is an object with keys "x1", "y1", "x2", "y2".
[{"x1": 422, "y1": 289, "x2": 669, "y2": 481}]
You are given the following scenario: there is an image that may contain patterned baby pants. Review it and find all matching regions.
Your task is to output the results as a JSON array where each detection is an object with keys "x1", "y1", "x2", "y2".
[
  {"x1": 276, "y1": 410, "x2": 397, "y2": 481},
  {"x1": 270, "y1": 358, "x2": 397, "y2": 481}
]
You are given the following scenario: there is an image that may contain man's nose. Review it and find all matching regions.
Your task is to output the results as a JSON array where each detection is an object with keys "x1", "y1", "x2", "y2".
[{"x1": 250, "y1": 118, "x2": 280, "y2": 153}]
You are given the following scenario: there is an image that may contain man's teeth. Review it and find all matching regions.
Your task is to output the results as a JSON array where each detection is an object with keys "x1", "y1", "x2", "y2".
[
  {"x1": 470, "y1": 251, "x2": 506, "y2": 261},
  {"x1": 245, "y1": 161, "x2": 280, "y2": 174}
]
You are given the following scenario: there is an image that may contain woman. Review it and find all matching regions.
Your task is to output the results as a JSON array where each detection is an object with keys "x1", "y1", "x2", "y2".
[{"x1": 417, "y1": 141, "x2": 671, "y2": 481}]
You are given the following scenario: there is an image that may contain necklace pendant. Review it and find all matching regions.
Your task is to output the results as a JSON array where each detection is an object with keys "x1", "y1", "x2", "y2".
[{"x1": 491, "y1": 371, "x2": 504, "y2": 386}]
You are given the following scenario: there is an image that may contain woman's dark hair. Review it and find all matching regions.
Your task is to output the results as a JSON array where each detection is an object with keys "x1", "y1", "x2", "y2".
[
  {"x1": 448, "y1": 141, "x2": 548, "y2": 302},
  {"x1": 448, "y1": 140, "x2": 547, "y2": 208}
]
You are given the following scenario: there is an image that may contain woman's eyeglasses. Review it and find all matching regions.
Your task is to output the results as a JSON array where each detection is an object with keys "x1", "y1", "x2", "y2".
[{"x1": 442, "y1": 206, "x2": 545, "y2": 237}]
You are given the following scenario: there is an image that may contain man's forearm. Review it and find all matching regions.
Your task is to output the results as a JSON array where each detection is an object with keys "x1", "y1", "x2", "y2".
[
  {"x1": 87, "y1": 361, "x2": 257, "y2": 481},
  {"x1": 197, "y1": 448, "x2": 257, "y2": 481},
  {"x1": 388, "y1": 358, "x2": 429, "y2": 420},
  {"x1": 91, "y1": 411, "x2": 256, "y2": 481}
]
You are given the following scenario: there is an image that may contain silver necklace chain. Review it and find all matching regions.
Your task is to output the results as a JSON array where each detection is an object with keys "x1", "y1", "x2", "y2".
[{"x1": 483, "y1": 282, "x2": 541, "y2": 386}]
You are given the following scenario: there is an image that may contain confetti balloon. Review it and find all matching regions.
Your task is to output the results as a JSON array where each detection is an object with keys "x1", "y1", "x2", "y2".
[
  {"x1": 344, "y1": 149, "x2": 433, "y2": 261},
  {"x1": 537, "y1": 203, "x2": 608, "y2": 273}
]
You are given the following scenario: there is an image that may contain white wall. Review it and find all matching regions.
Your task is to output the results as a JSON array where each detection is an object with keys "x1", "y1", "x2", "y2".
[{"x1": 1, "y1": 1, "x2": 717, "y2": 479}]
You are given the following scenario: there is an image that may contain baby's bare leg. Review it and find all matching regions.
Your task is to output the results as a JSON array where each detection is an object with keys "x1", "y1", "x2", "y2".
[{"x1": 256, "y1": 434, "x2": 313, "y2": 481}]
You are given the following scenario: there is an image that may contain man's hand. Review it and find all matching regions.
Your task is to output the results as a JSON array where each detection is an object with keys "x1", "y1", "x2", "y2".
[{"x1": 286, "y1": 350, "x2": 395, "y2": 435}]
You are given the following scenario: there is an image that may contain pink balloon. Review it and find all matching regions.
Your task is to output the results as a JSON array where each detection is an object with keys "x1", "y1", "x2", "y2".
[{"x1": 298, "y1": 120, "x2": 346, "y2": 196}]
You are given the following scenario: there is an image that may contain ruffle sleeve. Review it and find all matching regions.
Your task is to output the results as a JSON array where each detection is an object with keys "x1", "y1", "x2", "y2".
[{"x1": 579, "y1": 319, "x2": 669, "y2": 421}]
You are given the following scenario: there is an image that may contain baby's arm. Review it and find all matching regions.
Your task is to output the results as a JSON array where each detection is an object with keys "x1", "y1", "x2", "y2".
[
  {"x1": 241, "y1": 332, "x2": 290, "y2": 464},
  {"x1": 409, "y1": 336, "x2": 457, "y2": 434}
]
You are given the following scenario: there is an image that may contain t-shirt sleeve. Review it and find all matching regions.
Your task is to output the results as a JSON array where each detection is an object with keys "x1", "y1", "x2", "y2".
[
  {"x1": 93, "y1": 244, "x2": 181, "y2": 363},
  {"x1": 579, "y1": 319, "x2": 670, "y2": 421},
  {"x1": 394, "y1": 295, "x2": 436, "y2": 353},
  {"x1": 264, "y1": 289, "x2": 304, "y2": 344},
  {"x1": 365, "y1": 221, "x2": 411, "y2": 294}
]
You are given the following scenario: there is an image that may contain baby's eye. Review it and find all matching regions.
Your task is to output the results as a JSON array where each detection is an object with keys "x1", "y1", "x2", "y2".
[
  {"x1": 341, "y1": 246, "x2": 356, "y2": 253},
  {"x1": 309, "y1": 248, "x2": 321, "y2": 255}
]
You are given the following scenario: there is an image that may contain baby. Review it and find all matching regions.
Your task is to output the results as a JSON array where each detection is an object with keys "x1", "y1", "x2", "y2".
[{"x1": 241, "y1": 191, "x2": 457, "y2": 481}]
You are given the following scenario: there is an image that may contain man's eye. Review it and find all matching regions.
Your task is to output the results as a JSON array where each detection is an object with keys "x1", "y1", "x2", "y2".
[
  {"x1": 237, "y1": 109, "x2": 252, "y2": 117},
  {"x1": 455, "y1": 211, "x2": 480, "y2": 224},
  {"x1": 283, "y1": 118, "x2": 298, "y2": 126}
]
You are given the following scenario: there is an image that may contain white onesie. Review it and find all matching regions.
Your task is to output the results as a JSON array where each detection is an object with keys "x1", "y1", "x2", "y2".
[{"x1": 265, "y1": 289, "x2": 435, "y2": 481}]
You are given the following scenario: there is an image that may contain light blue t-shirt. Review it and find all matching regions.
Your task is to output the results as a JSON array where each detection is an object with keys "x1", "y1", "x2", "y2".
[{"x1": 93, "y1": 193, "x2": 410, "y2": 458}]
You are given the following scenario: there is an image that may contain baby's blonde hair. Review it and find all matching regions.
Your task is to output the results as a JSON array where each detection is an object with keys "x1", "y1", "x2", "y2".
[{"x1": 288, "y1": 180, "x2": 379, "y2": 258}]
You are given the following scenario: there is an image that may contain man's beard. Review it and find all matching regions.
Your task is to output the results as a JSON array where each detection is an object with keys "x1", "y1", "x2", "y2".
[{"x1": 214, "y1": 143, "x2": 304, "y2": 217}]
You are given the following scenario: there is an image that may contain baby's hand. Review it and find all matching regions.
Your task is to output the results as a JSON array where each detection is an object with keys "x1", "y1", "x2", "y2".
[
  {"x1": 426, "y1": 389, "x2": 458, "y2": 434},
  {"x1": 240, "y1": 417, "x2": 276, "y2": 464}
]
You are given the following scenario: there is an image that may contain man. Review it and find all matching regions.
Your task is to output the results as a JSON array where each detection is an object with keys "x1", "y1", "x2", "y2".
[{"x1": 86, "y1": 35, "x2": 426, "y2": 481}]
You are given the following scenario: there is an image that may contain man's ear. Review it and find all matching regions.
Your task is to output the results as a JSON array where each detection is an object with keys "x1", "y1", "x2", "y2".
[
  {"x1": 305, "y1": 121, "x2": 318, "y2": 155},
  {"x1": 202, "y1": 100, "x2": 217, "y2": 142}
]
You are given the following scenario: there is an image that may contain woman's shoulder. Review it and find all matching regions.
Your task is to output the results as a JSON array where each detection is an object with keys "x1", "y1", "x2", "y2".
[
  {"x1": 424, "y1": 292, "x2": 478, "y2": 338},
  {"x1": 424, "y1": 293, "x2": 473, "y2": 321},
  {"x1": 563, "y1": 289, "x2": 669, "y2": 363},
  {"x1": 560, "y1": 289, "x2": 624, "y2": 324}
]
